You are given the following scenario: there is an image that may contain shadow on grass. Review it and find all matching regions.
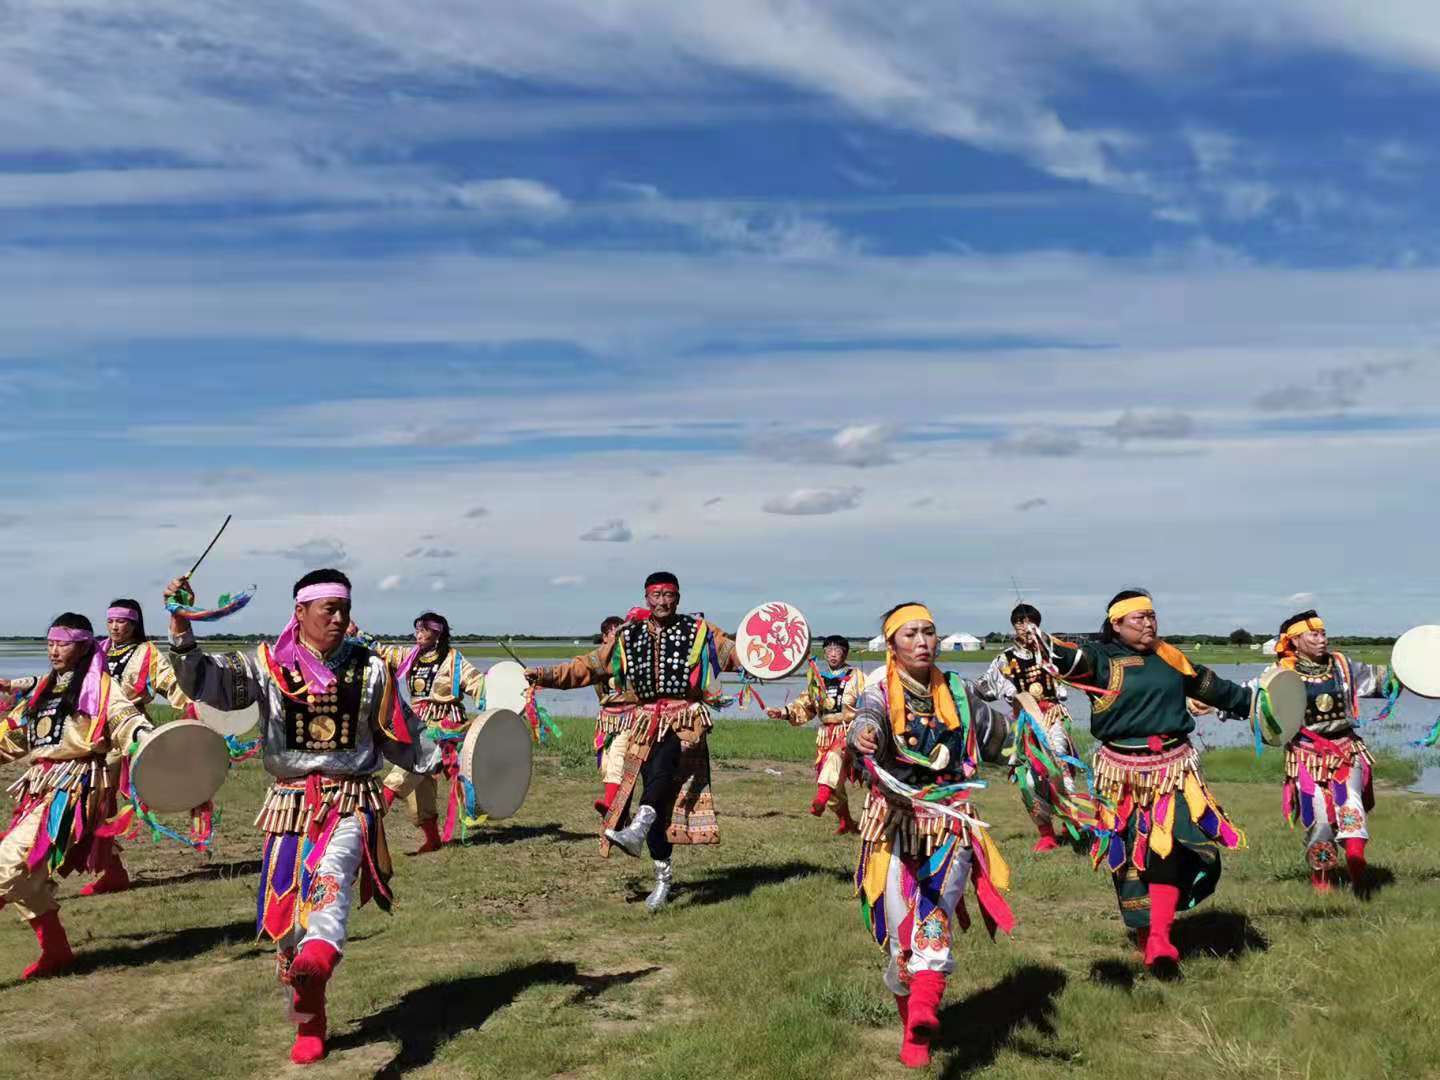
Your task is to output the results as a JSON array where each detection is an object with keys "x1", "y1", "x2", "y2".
[
  {"x1": 0, "y1": 918, "x2": 261, "y2": 991},
  {"x1": 1086, "y1": 959, "x2": 1136, "y2": 991},
  {"x1": 333, "y1": 960, "x2": 659, "y2": 1077},
  {"x1": 636, "y1": 859, "x2": 849, "y2": 908},
  {"x1": 1173, "y1": 908, "x2": 1268, "y2": 960},
  {"x1": 936, "y1": 964, "x2": 1069, "y2": 1077},
  {"x1": 457, "y1": 822, "x2": 595, "y2": 848},
  {"x1": 119, "y1": 858, "x2": 264, "y2": 891}
]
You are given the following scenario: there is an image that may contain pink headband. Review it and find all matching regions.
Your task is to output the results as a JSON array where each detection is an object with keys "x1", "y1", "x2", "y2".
[
  {"x1": 106, "y1": 607, "x2": 139, "y2": 622},
  {"x1": 48, "y1": 626, "x2": 95, "y2": 643},
  {"x1": 295, "y1": 583, "x2": 351, "y2": 604},
  {"x1": 415, "y1": 619, "x2": 446, "y2": 633}
]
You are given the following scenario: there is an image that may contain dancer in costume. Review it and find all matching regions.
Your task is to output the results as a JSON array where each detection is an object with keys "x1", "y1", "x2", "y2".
[
  {"x1": 1265, "y1": 611, "x2": 1391, "y2": 894},
  {"x1": 1043, "y1": 589, "x2": 1263, "y2": 976},
  {"x1": 353, "y1": 613, "x2": 486, "y2": 853},
  {"x1": 2, "y1": 598, "x2": 191, "y2": 895},
  {"x1": 766, "y1": 634, "x2": 860, "y2": 833},
  {"x1": 848, "y1": 603, "x2": 1013, "y2": 1069},
  {"x1": 166, "y1": 568, "x2": 439, "y2": 1066},
  {"x1": 526, "y1": 572, "x2": 738, "y2": 912},
  {"x1": 528, "y1": 615, "x2": 637, "y2": 817},
  {"x1": 976, "y1": 603, "x2": 1095, "y2": 853},
  {"x1": 0, "y1": 614, "x2": 152, "y2": 979}
]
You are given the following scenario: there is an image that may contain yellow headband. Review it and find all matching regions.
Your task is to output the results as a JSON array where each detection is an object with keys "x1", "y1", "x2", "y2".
[
  {"x1": 883, "y1": 604, "x2": 935, "y2": 640},
  {"x1": 1107, "y1": 596, "x2": 1155, "y2": 622},
  {"x1": 1282, "y1": 615, "x2": 1324, "y2": 637}
]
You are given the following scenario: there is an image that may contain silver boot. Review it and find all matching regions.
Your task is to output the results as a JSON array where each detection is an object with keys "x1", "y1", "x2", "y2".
[
  {"x1": 645, "y1": 860, "x2": 673, "y2": 913},
  {"x1": 604, "y1": 804, "x2": 656, "y2": 858}
]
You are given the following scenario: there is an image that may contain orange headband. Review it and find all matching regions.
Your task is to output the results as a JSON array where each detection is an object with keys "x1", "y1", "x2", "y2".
[
  {"x1": 883, "y1": 604, "x2": 934, "y2": 640},
  {"x1": 1107, "y1": 596, "x2": 1154, "y2": 622}
]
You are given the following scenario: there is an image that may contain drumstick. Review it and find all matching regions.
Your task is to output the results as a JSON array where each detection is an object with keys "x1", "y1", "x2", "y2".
[
  {"x1": 498, "y1": 639, "x2": 527, "y2": 667},
  {"x1": 186, "y1": 515, "x2": 233, "y2": 579}
]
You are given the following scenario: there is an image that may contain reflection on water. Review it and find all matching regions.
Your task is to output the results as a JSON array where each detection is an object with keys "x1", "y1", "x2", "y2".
[{"x1": 3, "y1": 644, "x2": 1436, "y2": 761}]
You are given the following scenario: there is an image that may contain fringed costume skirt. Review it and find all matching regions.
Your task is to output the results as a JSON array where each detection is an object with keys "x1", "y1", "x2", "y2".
[{"x1": 1091, "y1": 739, "x2": 1242, "y2": 930}]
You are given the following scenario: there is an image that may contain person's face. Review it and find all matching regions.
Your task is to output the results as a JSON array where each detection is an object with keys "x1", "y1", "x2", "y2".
[
  {"x1": 1294, "y1": 627, "x2": 1328, "y2": 661},
  {"x1": 890, "y1": 620, "x2": 937, "y2": 673},
  {"x1": 1012, "y1": 619, "x2": 1038, "y2": 648},
  {"x1": 646, "y1": 586, "x2": 679, "y2": 621},
  {"x1": 297, "y1": 597, "x2": 351, "y2": 653},
  {"x1": 601, "y1": 624, "x2": 619, "y2": 646},
  {"x1": 824, "y1": 643, "x2": 848, "y2": 668},
  {"x1": 107, "y1": 616, "x2": 138, "y2": 645},
  {"x1": 414, "y1": 623, "x2": 441, "y2": 651},
  {"x1": 1112, "y1": 608, "x2": 1158, "y2": 651},
  {"x1": 47, "y1": 637, "x2": 87, "y2": 672}
]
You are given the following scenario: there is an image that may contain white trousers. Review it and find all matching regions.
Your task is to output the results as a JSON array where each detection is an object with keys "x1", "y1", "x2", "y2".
[{"x1": 881, "y1": 840, "x2": 974, "y2": 995}]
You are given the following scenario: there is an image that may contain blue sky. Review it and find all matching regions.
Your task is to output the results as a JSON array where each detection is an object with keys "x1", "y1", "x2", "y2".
[{"x1": 2, "y1": 1, "x2": 1439, "y2": 638}]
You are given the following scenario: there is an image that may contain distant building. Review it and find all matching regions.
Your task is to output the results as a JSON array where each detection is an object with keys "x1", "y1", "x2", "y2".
[
  {"x1": 1261, "y1": 637, "x2": 1279, "y2": 655},
  {"x1": 940, "y1": 632, "x2": 983, "y2": 652}
]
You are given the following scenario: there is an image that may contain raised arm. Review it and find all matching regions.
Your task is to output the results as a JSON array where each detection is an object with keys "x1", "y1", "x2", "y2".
[
  {"x1": 1184, "y1": 664, "x2": 1254, "y2": 716},
  {"x1": 350, "y1": 628, "x2": 410, "y2": 671},
  {"x1": 168, "y1": 631, "x2": 263, "y2": 713},
  {"x1": 1044, "y1": 635, "x2": 1099, "y2": 682},
  {"x1": 528, "y1": 649, "x2": 606, "y2": 690}
]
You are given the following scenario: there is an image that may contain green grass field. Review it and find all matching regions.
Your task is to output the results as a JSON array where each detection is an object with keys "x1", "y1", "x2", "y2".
[{"x1": 1, "y1": 718, "x2": 1437, "y2": 1080}]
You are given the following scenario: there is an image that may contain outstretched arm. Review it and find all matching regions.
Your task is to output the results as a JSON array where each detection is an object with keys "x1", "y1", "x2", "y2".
[{"x1": 527, "y1": 650, "x2": 605, "y2": 690}]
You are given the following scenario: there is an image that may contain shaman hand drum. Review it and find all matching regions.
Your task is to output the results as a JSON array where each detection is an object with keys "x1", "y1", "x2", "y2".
[
  {"x1": 194, "y1": 700, "x2": 260, "y2": 738},
  {"x1": 1391, "y1": 625, "x2": 1440, "y2": 699},
  {"x1": 484, "y1": 660, "x2": 530, "y2": 712},
  {"x1": 1255, "y1": 667, "x2": 1306, "y2": 748},
  {"x1": 736, "y1": 601, "x2": 812, "y2": 680},
  {"x1": 459, "y1": 708, "x2": 532, "y2": 820},
  {"x1": 130, "y1": 720, "x2": 229, "y2": 814}
]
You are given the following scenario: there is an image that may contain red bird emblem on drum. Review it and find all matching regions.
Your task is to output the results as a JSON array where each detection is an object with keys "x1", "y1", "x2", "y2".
[{"x1": 744, "y1": 603, "x2": 808, "y2": 675}]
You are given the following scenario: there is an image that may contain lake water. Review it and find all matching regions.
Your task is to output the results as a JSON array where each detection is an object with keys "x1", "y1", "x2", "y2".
[{"x1": 6, "y1": 645, "x2": 1436, "y2": 791}]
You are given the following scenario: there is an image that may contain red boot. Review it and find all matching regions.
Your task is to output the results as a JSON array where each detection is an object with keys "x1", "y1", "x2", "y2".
[
  {"x1": 1310, "y1": 869, "x2": 1333, "y2": 894},
  {"x1": 381, "y1": 787, "x2": 398, "y2": 810},
  {"x1": 415, "y1": 817, "x2": 443, "y2": 854},
  {"x1": 810, "y1": 785, "x2": 834, "y2": 816},
  {"x1": 595, "y1": 782, "x2": 620, "y2": 817},
  {"x1": 834, "y1": 808, "x2": 857, "y2": 835},
  {"x1": 22, "y1": 910, "x2": 74, "y2": 980},
  {"x1": 895, "y1": 992, "x2": 929, "y2": 1068},
  {"x1": 1144, "y1": 884, "x2": 1181, "y2": 976},
  {"x1": 80, "y1": 851, "x2": 131, "y2": 897},
  {"x1": 906, "y1": 970, "x2": 945, "y2": 1040},
  {"x1": 1032, "y1": 821, "x2": 1060, "y2": 853},
  {"x1": 288, "y1": 940, "x2": 340, "y2": 1065},
  {"x1": 1343, "y1": 838, "x2": 1368, "y2": 893}
]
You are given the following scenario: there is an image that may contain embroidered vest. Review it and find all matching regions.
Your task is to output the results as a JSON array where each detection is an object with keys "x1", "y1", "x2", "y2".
[
  {"x1": 618, "y1": 615, "x2": 700, "y2": 702},
  {"x1": 280, "y1": 648, "x2": 367, "y2": 752},
  {"x1": 29, "y1": 673, "x2": 77, "y2": 749},
  {"x1": 1003, "y1": 648, "x2": 1060, "y2": 702},
  {"x1": 408, "y1": 653, "x2": 443, "y2": 698},
  {"x1": 106, "y1": 642, "x2": 138, "y2": 681},
  {"x1": 1295, "y1": 654, "x2": 1354, "y2": 733}
]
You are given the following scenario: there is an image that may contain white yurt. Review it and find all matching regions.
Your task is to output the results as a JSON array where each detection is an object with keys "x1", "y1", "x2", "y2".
[
  {"x1": 941, "y1": 632, "x2": 984, "y2": 652},
  {"x1": 1261, "y1": 637, "x2": 1279, "y2": 655},
  {"x1": 866, "y1": 634, "x2": 886, "y2": 651}
]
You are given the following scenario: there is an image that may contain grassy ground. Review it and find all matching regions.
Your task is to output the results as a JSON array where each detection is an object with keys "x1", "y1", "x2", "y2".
[{"x1": 2, "y1": 719, "x2": 1438, "y2": 1080}]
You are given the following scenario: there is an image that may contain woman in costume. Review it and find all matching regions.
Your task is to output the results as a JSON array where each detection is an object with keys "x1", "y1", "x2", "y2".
[
  {"x1": 766, "y1": 634, "x2": 861, "y2": 833},
  {"x1": 976, "y1": 603, "x2": 1097, "y2": 853},
  {"x1": 354, "y1": 612, "x2": 486, "y2": 853},
  {"x1": 167, "y1": 568, "x2": 439, "y2": 1066},
  {"x1": 0, "y1": 614, "x2": 151, "y2": 979},
  {"x1": 1044, "y1": 589, "x2": 1263, "y2": 976},
  {"x1": 528, "y1": 614, "x2": 637, "y2": 817},
  {"x1": 1266, "y1": 610, "x2": 1393, "y2": 894},
  {"x1": 0, "y1": 599, "x2": 193, "y2": 894},
  {"x1": 848, "y1": 603, "x2": 1013, "y2": 1069}
]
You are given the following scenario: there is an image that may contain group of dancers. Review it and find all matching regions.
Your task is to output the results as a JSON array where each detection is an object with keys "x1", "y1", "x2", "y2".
[{"x1": 0, "y1": 567, "x2": 1399, "y2": 1069}]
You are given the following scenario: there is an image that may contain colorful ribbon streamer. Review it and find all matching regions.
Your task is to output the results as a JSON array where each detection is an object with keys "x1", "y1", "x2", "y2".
[{"x1": 166, "y1": 585, "x2": 256, "y2": 622}]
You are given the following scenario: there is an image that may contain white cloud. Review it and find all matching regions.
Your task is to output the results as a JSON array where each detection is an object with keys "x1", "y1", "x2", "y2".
[
  {"x1": 430, "y1": 578, "x2": 447, "y2": 592},
  {"x1": 762, "y1": 486, "x2": 863, "y2": 515},
  {"x1": 579, "y1": 518, "x2": 633, "y2": 542},
  {"x1": 1110, "y1": 409, "x2": 1197, "y2": 440},
  {"x1": 1287, "y1": 592, "x2": 1316, "y2": 605},
  {"x1": 378, "y1": 574, "x2": 403, "y2": 591},
  {"x1": 991, "y1": 429, "x2": 1084, "y2": 457},
  {"x1": 550, "y1": 574, "x2": 585, "y2": 586},
  {"x1": 451, "y1": 178, "x2": 570, "y2": 218}
]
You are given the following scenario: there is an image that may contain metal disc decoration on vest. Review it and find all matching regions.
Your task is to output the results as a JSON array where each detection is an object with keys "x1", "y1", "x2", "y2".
[
  {"x1": 459, "y1": 708, "x2": 532, "y2": 819},
  {"x1": 1255, "y1": 667, "x2": 1306, "y2": 747},
  {"x1": 736, "y1": 601, "x2": 812, "y2": 680},
  {"x1": 484, "y1": 660, "x2": 530, "y2": 712},
  {"x1": 193, "y1": 700, "x2": 260, "y2": 738},
  {"x1": 1391, "y1": 625, "x2": 1440, "y2": 698},
  {"x1": 130, "y1": 720, "x2": 230, "y2": 813}
]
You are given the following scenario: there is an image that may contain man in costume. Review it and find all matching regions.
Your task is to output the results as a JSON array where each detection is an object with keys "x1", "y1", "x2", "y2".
[
  {"x1": 0, "y1": 598, "x2": 192, "y2": 894},
  {"x1": 354, "y1": 612, "x2": 486, "y2": 853},
  {"x1": 1043, "y1": 590, "x2": 1264, "y2": 977},
  {"x1": 976, "y1": 603, "x2": 1095, "y2": 853},
  {"x1": 766, "y1": 634, "x2": 860, "y2": 833},
  {"x1": 1265, "y1": 610, "x2": 1392, "y2": 894},
  {"x1": 0, "y1": 614, "x2": 152, "y2": 979},
  {"x1": 526, "y1": 572, "x2": 738, "y2": 912},
  {"x1": 166, "y1": 568, "x2": 439, "y2": 1066},
  {"x1": 848, "y1": 603, "x2": 1013, "y2": 1069},
  {"x1": 528, "y1": 615, "x2": 637, "y2": 817}
]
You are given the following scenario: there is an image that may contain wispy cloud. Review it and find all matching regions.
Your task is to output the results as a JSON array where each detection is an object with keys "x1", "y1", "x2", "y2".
[
  {"x1": 378, "y1": 574, "x2": 403, "y2": 591},
  {"x1": 1254, "y1": 358, "x2": 1417, "y2": 412},
  {"x1": 991, "y1": 429, "x2": 1084, "y2": 457},
  {"x1": 451, "y1": 178, "x2": 570, "y2": 219},
  {"x1": 550, "y1": 574, "x2": 585, "y2": 586},
  {"x1": 1109, "y1": 409, "x2": 1197, "y2": 440},
  {"x1": 251, "y1": 537, "x2": 350, "y2": 566},
  {"x1": 579, "y1": 519, "x2": 633, "y2": 542},
  {"x1": 762, "y1": 486, "x2": 863, "y2": 515},
  {"x1": 1015, "y1": 497, "x2": 1048, "y2": 512}
]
